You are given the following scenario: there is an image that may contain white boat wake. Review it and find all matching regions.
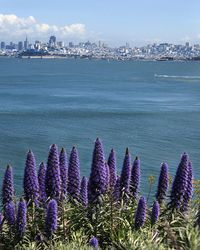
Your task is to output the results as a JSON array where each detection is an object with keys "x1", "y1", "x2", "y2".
[{"x1": 154, "y1": 74, "x2": 200, "y2": 80}]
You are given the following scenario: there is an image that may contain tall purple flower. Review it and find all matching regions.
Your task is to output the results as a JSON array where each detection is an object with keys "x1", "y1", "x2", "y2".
[
  {"x1": 67, "y1": 146, "x2": 81, "y2": 200},
  {"x1": 113, "y1": 176, "x2": 120, "y2": 202},
  {"x1": 107, "y1": 149, "x2": 117, "y2": 189},
  {"x1": 23, "y1": 150, "x2": 39, "y2": 204},
  {"x1": 135, "y1": 196, "x2": 147, "y2": 229},
  {"x1": 156, "y1": 163, "x2": 169, "y2": 203},
  {"x1": 105, "y1": 162, "x2": 110, "y2": 191},
  {"x1": 151, "y1": 200, "x2": 160, "y2": 225},
  {"x1": 130, "y1": 156, "x2": 140, "y2": 198},
  {"x1": 45, "y1": 199, "x2": 58, "y2": 238},
  {"x1": 59, "y1": 148, "x2": 68, "y2": 199},
  {"x1": 181, "y1": 161, "x2": 193, "y2": 212},
  {"x1": 2, "y1": 165, "x2": 14, "y2": 205},
  {"x1": 4, "y1": 201, "x2": 15, "y2": 226},
  {"x1": 46, "y1": 144, "x2": 61, "y2": 199},
  {"x1": 89, "y1": 236, "x2": 99, "y2": 249},
  {"x1": 88, "y1": 138, "x2": 107, "y2": 202},
  {"x1": 170, "y1": 153, "x2": 189, "y2": 209},
  {"x1": 38, "y1": 162, "x2": 47, "y2": 204},
  {"x1": 16, "y1": 198, "x2": 27, "y2": 238},
  {"x1": 120, "y1": 148, "x2": 131, "y2": 197},
  {"x1": 80, "y1": 176, "x2": 88, "y2": 207}
]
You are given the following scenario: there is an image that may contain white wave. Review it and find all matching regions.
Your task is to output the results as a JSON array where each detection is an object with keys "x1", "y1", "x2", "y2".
[
  {"x1": 154, "y1": 74, "x2": 200, "y2": 79},
  {"x1": 52, "y1": 94, "x2": 81, "y2": 97}
]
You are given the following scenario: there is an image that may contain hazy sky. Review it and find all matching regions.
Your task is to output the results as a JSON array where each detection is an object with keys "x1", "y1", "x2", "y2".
[{"x1": 0, "y1": 0, "x2": 199, "y2": 46}]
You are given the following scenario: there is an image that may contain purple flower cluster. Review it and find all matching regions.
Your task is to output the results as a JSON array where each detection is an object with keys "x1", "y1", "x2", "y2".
[
  {"x1": 135, "y1": 197, "x2": 147, "y2": 229},
  {"x1": 45, "y1": 199, "x2": 58, "y2": 238},
  {"x1": 105, "y1": 162, "x2": 110, "y2": 191},
  {"x1": 16, "y1": 198, "x2": 27, "y2": 238},
  {"x1": 151, "y1": 200, "x2": 160, "y2": 225},
  {"x1": 130, "y1": 156, "x2": 140, "y2": 198},
  {"x1": 2, "y1": 165, "x2": 14, "y2": 205},
  {"x1": 88, "y1": 138, "x2": 107, "y2": 202},
  {"x1": 67, "y1": 146, "x2": 81, "y2": 200},
  {"x1": 46, "y1": 144, "x2": 61, "y2": 199},
  {"x1": 38, "y1": 162, "x2": 47, "y2": 204},
  {"x1": 113, "y1": 176, "x2": 120, "y2": 201},
  {"x1": 23, "y1": 150, "x2": 39, "y2": 204},
  {"x1": 107, "y1": 149, "x2": 117, "y2": 189},
  {"x1": 59, "y1": 148, "x2": 68, "y2": 200},
  {"x1": 181, "y1": 161, "x2": 193, "y2": 212},
  {"x1": 80, "y1": 176, "x2": 88, "y2": 207},
  {"x1": 120, "y1": 148, "x2": 131, "y2": 198},
  {"x1": 5, "y1": 201, "x2": 15, "y2": 226},
  {"x1": 170, "y1": 153, "x2": 193, "y2": 210},
  {"x1": 89, "y1": 236, "x2": 99, "y2": 249},
  {"x1": 156, "y1": 163, "x2": 169, "y2": 203}
]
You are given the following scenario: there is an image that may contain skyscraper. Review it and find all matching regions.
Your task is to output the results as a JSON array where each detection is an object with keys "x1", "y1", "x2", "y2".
[
  {"x1": 57, "y1": 41, "x2": 64, "y2": 48},
  {"x1": 185, "y1": 42, "x2": 189, "y2": 47},
  {"x1": 24, "y1": 37, "x2": 29, "y2": 50},
  {"x1": 18, "y1": 41, "x2": 23, "y2": 51},
  {"x1": 1, "y1": 42, "x2": 5, "y2": 50},
  {"x1": 69, "y1": 42, "x2": 74, "y2": 48},
  {"x1": 49, "y1": 36, "x2": 56, "y2": 47}
]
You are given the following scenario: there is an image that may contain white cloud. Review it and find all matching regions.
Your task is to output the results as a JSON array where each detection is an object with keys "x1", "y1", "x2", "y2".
[{"x1": 0, "y1": 14, "x2": 86, "y2": 41}]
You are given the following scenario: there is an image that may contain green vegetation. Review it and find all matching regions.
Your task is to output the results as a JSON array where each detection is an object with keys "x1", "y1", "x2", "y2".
[{"x1": 0, "y1": 180, "x2": 199, "y2": 249}]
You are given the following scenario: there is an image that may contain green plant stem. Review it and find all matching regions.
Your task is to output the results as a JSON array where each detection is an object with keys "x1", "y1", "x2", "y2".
[{"x1": 147, "y1": 183, "x2": 153, "y2": 203}]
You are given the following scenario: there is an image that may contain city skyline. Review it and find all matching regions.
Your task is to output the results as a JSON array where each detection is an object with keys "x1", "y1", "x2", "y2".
[
  {"x1": 1, "y1": 35, "x2": 200, "y2": 61},
  {"x1": 0, "y1": 0, "x2": 200, "y2": 46}
]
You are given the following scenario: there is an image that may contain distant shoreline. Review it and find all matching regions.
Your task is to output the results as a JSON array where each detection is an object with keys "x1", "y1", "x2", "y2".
[{"x1": 0, "y1": 54, "x2": 200, "y2": 61}]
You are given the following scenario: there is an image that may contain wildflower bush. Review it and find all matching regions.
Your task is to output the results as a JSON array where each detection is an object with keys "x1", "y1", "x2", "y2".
[{"x1": 0, "y1": 138, "x2": 200, "y2": 250}]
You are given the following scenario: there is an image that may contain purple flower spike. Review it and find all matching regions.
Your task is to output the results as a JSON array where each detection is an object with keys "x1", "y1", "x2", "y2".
[
  {"x1": 181, "y1": 161, "x2": 193, "y2": 212},
  {"x1": 24, "y1": 150, "x2": 39, "y2": 204},
  {"x1": 45, "y1": 199, "x2": 58, "y2": 238},
  {"x1": 113, "y1": 176, "x2": 120, "y2": 201},
  {"x1": 59, "y1": 148, "x2": 68, "y2": 200},
  {"x1": 38, "y1": 162, "x2": 47, "y2": 204},
  {"x1": 120, "y1": 148, "x2": 131, "y2": 197},
  {"x1": 130, "y1": 156, "x2": 140, "y2": 198},
  {"x1": 16, "y1": 198, "x2": 27, "y2": 238},
  {"x1": 67, "y1": 146, "x2": 81, "y2": 200},
  {"x1": 89, "y1": 236, "x2": 99, "y2": 249},
  {"x1": 5, "y1": 201, "x2": 15, "y2": 226},
  {"x1": 105, "y1": 162, "x2": 110, "y2": 191},
  {"x1": 80, "y1": 176, "x2": 88, "y2": 207},
  {"x1": 170, "y1": 153, "x2": 189, "y2": 209},
  {"x1": 88, "y1": 138, "x2": 107, "y2": 202},
  {"x1": 135, "y1": 196, "x2": 147, "y2": 229},
  {"x1": 107, "y1": 149, "x2": 117, "y2": 189},
  {"x1": 151, "y1": 200, "x2": 160, "y2": 225},
  {"x1": 46, "y1": 144, "x2": 61, "y2": 199},
  {"x1": 2, "y1": 165, "x2": 14, "y2": 205},
  {"x1": 156, "y1": 163, "x2": 169, "y2": 203}
]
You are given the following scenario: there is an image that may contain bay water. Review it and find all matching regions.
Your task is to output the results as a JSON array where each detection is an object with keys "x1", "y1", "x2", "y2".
[{"x1": 0, "y1": 58, "x2": 199, "y2": 197}]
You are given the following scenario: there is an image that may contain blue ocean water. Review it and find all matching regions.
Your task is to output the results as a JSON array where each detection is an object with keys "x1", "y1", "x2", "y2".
[{"x1": 0, "y1": 58, "x2": 199, "y2": 196}]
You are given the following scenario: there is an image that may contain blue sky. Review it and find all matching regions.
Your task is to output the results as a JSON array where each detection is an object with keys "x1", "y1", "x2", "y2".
[{"x1": 0, "y1": 0, "x2": 199, "y2": 46}]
